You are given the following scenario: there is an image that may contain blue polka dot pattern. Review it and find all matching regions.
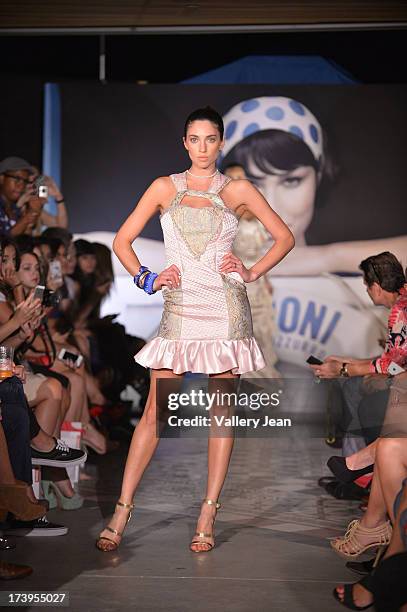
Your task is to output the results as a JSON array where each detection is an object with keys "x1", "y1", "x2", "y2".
[
  {"x1": 243, "y1": 122, "x2": 260, "y2": 138},
  {"x1": 225, "y1": 120, "x2": 237, "y2": 140},
  {"x1": 241, "y1": 99, "x2": 260, "y2": 112},
  {"x1": 309, "y1": 124, "x2": 319, "y2": 143},
  {"x1": 265, "y1": 106, "x2": 284, "y2": 121},
  {"x1": 289, "y1": 100, "x2": 305, "y2": 116},
  {"x1": 221, "y1": 96, "x2": 323, "y2": 163},
  {"x1": 289, "y1": 125, "x2": 304, "y2": 140}
]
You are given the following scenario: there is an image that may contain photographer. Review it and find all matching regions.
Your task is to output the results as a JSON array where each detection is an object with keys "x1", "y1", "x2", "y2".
[
  {"x1": 16, "y1": 167, "x2": 68, "y2": 234},
  {"x1": 0, "y1": 157, "x2": 41, "y2": 237}
]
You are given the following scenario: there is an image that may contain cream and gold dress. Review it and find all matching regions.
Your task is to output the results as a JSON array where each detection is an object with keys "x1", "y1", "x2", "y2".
[
  {"x1": 232, "y1": 217, "x2": 280, "y2": 379},
  {"x1": 134, "y1": 171, "x2": 265, "y2": 375}
]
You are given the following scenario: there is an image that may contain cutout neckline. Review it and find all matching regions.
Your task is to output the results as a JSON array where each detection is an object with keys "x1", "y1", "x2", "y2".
[{"x1": 160, "y1": 171, "x2": 237, "y2": 218}]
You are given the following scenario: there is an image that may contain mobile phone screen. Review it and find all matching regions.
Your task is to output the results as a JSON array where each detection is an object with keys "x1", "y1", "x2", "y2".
[
  {"x1": 62, "y1": 350, "x2": 79, "y2": 363},
  {"x1": 49, "y1": 260, "x2": 62, "y2": 279},
  {"x1": 33, "y1": 285, "x2": 45, "y2": 301},
  {"x1": 306, "y1": 355, "x2": 323, "y2": 365}
]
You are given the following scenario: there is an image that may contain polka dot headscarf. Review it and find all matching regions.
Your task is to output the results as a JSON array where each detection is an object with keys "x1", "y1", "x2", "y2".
[{"x1": 221, "y1": 96, "x2": 323, "y2": 163}]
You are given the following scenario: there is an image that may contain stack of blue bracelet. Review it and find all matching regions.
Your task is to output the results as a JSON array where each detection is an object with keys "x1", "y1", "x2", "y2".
[{"x1": 133, "y1": 266, "x2": 158, "y2": 295}]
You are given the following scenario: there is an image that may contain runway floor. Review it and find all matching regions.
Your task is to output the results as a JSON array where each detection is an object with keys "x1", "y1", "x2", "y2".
[{"x1": 2, "y1": 432, "x2": 367, "y2": 612}]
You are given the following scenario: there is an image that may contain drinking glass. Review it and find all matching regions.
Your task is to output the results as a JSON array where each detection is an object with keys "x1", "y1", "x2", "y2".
[{"x1": 0, "y1": 346, "x2": 14, "y2": 380}]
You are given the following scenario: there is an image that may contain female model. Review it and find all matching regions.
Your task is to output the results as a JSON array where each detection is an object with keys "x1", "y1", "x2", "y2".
[{"x1": 96, "y1": 106, "x2": 294, "y2": 553}]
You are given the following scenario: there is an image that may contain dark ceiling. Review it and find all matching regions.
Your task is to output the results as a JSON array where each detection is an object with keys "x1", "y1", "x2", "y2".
[
  {"x1": 0, "y1": 0, "x2": 406, "y2": 28},
  {"x1": 0, "y1": 29, "x2": 406, "y2": 84},
  {"x1": 0, "y1": 1, "x2": 406, "y2": 83}
]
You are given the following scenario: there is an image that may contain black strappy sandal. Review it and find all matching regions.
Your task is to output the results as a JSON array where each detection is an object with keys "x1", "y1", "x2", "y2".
[{"x1": 332, "y1": 574, "x2": 374, "y2": 610}]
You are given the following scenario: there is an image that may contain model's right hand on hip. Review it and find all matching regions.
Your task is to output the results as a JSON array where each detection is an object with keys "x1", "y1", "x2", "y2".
[{"x1": 153, "y1": 264, "x2": 182, "y2": 291}]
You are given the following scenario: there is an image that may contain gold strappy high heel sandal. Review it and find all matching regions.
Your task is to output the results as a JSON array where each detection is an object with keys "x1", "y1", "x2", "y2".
[
  {"x1": 96, "y1": 500, "x2": 134, "y2": 552},
  {"x1": 330, "y1": 518, "x2": 392, "y2": 560},
  {"x1": 190, "y1": 498, "x2": 221, "y2": 553}
]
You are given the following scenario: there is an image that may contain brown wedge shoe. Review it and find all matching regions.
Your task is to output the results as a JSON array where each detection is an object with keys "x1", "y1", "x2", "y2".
[{"x1": 0, "y1": 481, "x2": 47, "y2": 522}]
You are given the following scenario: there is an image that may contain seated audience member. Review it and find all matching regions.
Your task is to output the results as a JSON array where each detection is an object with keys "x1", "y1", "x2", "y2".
[
  {"x1": 72, "y1": 239, "x2": 144, "y2": 405},
  {"x1": 17, "y1": 166, "x2": 68, "y2": 232},
  {"x1": 0, "y1": 236, "x2": 28, "y2": 315},
  {"x1": 0, "y1": 241, "x2": 89, "y2": 510},
  {"x1": 306, "y1": 253, "x2": 407, "y2": 607},
  {"x1": 0, "y1": 419, "x2": 37, "y2": 580},
  {"x1": 0, "y1": 365, "x2": 86, "y2": 536},
  {"x1": 0, "y1": 157, "x2": 68, "y2": 238},
  {"x1": 0, "y1": 157, "x2": 40, "y2": 237},
  {"x1": 13, "y1": 248, "x2": 108, "y2": 454},
  {"x1": 310, "y1": 252, "x2": 406, "y2": 380},
  {"x1": 309, "y1": 252, "x2": 406, "y2": 471},
  {"x1": 0, "y1": 414, "x2": 46, "y2": 522},
  {"x1": 71, "y1": 239, "x2": 104, "y2": 327},
  {"x1": 332, "y1": 432, "x2": 407, "y2": 610},
  {"x1": 41, "y1": 227, "x2": 79, "y2": 305}
]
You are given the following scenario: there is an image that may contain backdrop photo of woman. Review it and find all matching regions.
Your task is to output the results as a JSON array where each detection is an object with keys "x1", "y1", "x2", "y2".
[{"x1": 220, "y1": 96, "x2": 407, "y2": 276}]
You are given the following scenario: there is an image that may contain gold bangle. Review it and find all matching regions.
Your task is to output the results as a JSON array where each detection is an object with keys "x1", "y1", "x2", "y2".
[
  {"x1": 340, "y1": 362, "x2": 349, "y2": 377},
  {"x1": 137, "y1": 270, "x2": 150, "y2": 288}
]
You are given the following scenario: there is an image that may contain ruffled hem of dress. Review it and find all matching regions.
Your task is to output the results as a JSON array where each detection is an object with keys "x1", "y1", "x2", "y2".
[{"x1": 134, "y1": 336, "x2": 265, "y2": 375}]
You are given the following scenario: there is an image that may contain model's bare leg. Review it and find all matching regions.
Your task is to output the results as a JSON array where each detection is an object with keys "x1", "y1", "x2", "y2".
[
  {"x1": 190, "y1": 370, "x2": 237, "y2": 552},
  {"x1": 96, "y1": 368, "x2": 183, "y2": 551}
]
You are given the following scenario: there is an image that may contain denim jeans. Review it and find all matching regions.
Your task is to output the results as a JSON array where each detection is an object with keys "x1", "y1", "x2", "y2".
[{"x1": 0, "y1": 376, "x2": 33, "y2": 484}]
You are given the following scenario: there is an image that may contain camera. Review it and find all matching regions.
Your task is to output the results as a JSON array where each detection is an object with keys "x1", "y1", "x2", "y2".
[
  {"x1": 43, "y1": 288, "x2": 60, "y2": 308},
  {"x1": 33, "y1": 175, "x2": 49, "y2": 199},
  {"x1": 33, "y1": 285, "x2": 60, "y2": 308}
]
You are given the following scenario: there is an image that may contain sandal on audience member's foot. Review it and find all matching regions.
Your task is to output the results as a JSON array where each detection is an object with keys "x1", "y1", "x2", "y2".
[
  {"x1": 333, "y1": 573, "x2": 374, "y2": 610},
  {"x1": 96, "y1": 500, "x2": 134, "y2": 552},
  {"x1": 41, "y1": 480, "x2": 84, "y2": 511},
  {"x1": 190, "y1": 499, "x2": 221, "y2": 553},
  {"x1": 346, "y1": 546, "x2": 388, "y2": 576},
  {"x1": 318, "y1": 476, "x2": 337, "y2": 487},
  {"x1": 331, "y1": 519, "x2": 392, "y2": 560},
  {"x1": 327, "y1": 456, "x2": 374, "y2": 484}
]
